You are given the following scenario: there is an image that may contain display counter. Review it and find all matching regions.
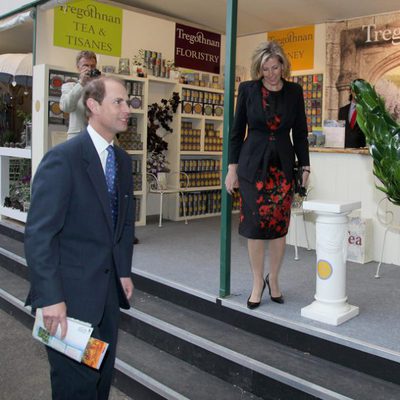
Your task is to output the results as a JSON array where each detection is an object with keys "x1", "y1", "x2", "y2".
[{"x1": 286, "y1": 147, "x2": 400, "y2": 266}]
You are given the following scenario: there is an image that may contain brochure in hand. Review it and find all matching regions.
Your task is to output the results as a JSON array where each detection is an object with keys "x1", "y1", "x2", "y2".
[{"x1": 32, "y1": 308, "x2": 108, "y2": 370}]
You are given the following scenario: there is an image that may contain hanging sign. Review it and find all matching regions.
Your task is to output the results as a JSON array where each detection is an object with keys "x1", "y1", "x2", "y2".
[
  {"x1": 174, "y1": 23, "x2": 221, "y2": 74},
  {"x1": 53, "y1": 0, "x2": 122, "y2": 57},
  {"x1": 268, "y1": 25, "x2": 315, "y2": 71}
]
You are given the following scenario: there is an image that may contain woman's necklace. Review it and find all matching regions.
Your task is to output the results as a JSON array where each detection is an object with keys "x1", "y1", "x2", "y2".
[{"x1": 262, "y1": 79, "x2": 283, "y2": 91}]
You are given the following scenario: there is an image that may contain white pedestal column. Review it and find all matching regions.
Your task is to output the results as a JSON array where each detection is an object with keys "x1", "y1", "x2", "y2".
[{"x1": 301, "y1": 200, "x2": 361, "y2": 326}]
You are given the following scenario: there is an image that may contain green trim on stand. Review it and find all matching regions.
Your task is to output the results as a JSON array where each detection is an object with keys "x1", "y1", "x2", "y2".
[
  {"x1": 32, "y1": 7, "x2": 37, "y2": 65},
  {"x1": 219, "y1": 0, "x2": 238, "y2": 298}
]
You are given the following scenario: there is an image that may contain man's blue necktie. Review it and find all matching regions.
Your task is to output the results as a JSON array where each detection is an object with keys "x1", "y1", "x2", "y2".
[{"x1": 105, "y1": 145, "x2": 118, "y2": 228}]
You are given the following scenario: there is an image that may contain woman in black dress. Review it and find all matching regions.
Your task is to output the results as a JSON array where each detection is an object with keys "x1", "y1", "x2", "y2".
[{"x1": 225, "y1": 41, "x2": 310, "y2": 309}]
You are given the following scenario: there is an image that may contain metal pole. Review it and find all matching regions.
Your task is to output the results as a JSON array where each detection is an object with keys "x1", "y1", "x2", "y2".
[{"x1": 219, "y1": 0, "x2": 238, "y2": 298}]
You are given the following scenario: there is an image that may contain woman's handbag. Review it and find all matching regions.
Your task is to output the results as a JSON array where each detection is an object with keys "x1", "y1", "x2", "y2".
[{"x1": 293, "y1": 163, "x2": 307, "y2": 197}]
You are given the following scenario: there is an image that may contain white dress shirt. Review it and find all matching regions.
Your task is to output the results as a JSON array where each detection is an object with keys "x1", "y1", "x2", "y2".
[
  {"x1": 348, "y1": 101, "x2": 357, "y2": 122},
  {"x1": 87, "y1": 125, "x2": 114, "y2": 174}
]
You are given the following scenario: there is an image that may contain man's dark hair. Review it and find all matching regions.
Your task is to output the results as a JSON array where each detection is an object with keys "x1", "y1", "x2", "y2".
[{"x1": 83, "y1": 76, "x2": 125, "y2": 117}]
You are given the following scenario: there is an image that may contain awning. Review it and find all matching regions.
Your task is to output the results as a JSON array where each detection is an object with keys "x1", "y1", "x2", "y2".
[
  {"x1": 0, "y1": 53, "x2": 33, "y2": 86},
  {"x1": 0, "y1": 10, "x2": 33, "y2": 33}
]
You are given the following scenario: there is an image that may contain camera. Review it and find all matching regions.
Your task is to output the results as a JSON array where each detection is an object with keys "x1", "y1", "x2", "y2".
[{"x1": 88, "y1": 68, "x2": 101, "y2": 78}]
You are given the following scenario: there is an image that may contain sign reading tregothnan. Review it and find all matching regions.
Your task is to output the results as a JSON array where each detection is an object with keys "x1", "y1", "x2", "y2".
[
  {"x1": 363, "y1": 24, "x2": 400, "y2": 45},
  {"x1": 54, "y1": 0, "x2": 122, "y2": 57},
  {"x1": 268, "y1": 25, "x2": 315, "y2": 71},
  {"x1": 174, "y1": 23, "x2": 221, "y2": 74}
]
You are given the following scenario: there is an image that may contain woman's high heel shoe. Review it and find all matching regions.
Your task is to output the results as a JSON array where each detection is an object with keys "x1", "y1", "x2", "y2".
[
  {"x1": 247, "y1": 280, "x2": 266, "y2": 309},
  {"x1": 266, "y1": 274, "x2": 284, "y2": 304}
]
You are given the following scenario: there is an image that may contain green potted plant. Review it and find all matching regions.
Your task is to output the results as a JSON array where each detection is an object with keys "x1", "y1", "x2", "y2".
[{"x1": 351, "y1": 79, "x2": 400, "y2": 205}]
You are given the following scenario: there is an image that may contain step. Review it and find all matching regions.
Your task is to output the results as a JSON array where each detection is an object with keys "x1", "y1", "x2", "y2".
[
  {"x1": 0, "y1": 278, "x2": 260, "y2": 400},
  {"x1": 0, "y1": 266, "x2": 307, "y2": 399},
  {"x1": 122, "y1": 292, "x2": 400, "y2": 400},
  {"x1": 1, "y1": 228, "x2": 400, "y2": 399},
  {"x1": 2, "y1": 264, "x2": 400, "y2": 400},
  {"x1": 131, "y1": 270, "x2": 400, "y2": 386}
]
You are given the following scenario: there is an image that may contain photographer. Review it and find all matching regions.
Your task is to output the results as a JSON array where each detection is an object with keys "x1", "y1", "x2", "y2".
[{"x1": 60, "y1": 51, "x2": 101, "y2": 140}]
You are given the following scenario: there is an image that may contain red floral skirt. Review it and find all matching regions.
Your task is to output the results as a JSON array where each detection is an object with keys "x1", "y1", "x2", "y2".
[{"x1": 238, "y1": 165, "x2": 294, "y2": 240}]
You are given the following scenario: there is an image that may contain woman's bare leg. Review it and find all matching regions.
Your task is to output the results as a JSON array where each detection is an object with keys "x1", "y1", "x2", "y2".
[
  {"x1": 247, "y1": 239, "x2": 266, "y2": 302},
  {"x1": 267, "y1": 236, "x2": 286, "y2": 297}
]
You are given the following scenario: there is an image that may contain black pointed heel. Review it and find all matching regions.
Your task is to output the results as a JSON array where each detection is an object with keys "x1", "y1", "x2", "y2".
[
  {"x1": 247, "y1": 279, "x2": 266, "y2": 309},
  {"x1": 266, "y1": 274, "x2": 284, "y2": 304}
]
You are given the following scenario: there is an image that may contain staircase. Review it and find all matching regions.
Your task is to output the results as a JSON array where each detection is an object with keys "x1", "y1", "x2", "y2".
[{"x1": 0, "y1": 221, "x2": 399, "y2": 400}]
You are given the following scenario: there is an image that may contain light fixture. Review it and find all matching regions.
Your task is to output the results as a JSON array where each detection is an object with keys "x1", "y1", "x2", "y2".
[{"x1": 11, "y1": 80, "x2": 17, "y2": 87}]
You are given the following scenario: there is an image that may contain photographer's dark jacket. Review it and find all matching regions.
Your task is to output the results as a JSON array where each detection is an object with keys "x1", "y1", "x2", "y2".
[{"x1": 229, "y1": 79, "x2": 310, "y2": 183}]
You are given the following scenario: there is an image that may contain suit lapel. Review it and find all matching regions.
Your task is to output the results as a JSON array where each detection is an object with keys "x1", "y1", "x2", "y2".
[
  {"x1": 254, "y1": 80, "x2": 265, "y2": 124},
  {"x1": 114, "y1": 146, "x2": 130, "y2": 240},
  {"x1": 279, "y1": 79, "x2": 289, "y2": 128},
  {"x1": 81, "y1": 133, "x2": 114, "y2": 234}
]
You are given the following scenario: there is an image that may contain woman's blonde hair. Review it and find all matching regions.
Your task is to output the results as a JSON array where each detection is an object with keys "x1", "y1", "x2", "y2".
[{"x1": 250, "y1": 41, "x2": 291, "y2": 80}]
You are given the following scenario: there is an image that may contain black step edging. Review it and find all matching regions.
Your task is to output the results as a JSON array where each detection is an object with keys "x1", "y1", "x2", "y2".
[
  {"x1": 132, "y1": 272, "x2": 400, "y2": 387},
  {"x1": 119, "y1": 310, "x2": 320, "y2": 400},
  {"x1": 0, "y1": 221, "x2": 24, "y2": 242},
  {"x1": 0, "y1": 250, "x2": 28, "y2": 280},
  {"x1": 0, "y1": 291, "x2": 179, "y2": 400},
  {"x1": 112, "y1": 368, "x2": 166, "y2": 400}
]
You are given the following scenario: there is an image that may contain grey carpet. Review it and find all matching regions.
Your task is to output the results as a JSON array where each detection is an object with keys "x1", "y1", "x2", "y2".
[{"x1": 133, "y1": 215, "x2": 400, "y2": 358}]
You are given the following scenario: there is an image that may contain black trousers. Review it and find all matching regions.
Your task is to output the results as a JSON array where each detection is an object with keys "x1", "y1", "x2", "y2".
[{"x1": 46, "y1": 270, "x2": 120, "y2": 400}]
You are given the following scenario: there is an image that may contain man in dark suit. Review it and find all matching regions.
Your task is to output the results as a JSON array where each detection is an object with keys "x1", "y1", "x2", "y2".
[
  {"x1": 25, "y1": 76, "x2": 135, "y2": 400},
  {"x1": 338, "y1": 82, "x2": 366, "y2": 148}
]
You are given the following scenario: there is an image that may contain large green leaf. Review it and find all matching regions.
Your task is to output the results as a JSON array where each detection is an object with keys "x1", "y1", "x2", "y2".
[{"x1": 351, "y1": 80, "x2": 400, "y2": 205}]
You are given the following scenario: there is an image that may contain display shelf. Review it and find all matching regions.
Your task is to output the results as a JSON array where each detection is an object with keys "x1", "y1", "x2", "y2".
[
  {"x1": 201, "y1": 151, "x2": 223, "y2": 156},
  {"x1": 178, "y1": 83, "x2": 224, "y2": 93},
  {"x1": 180, "y1": 113, "x2": 203, "y2": 120},
  {"x1": 181, "y1": 186, "x2": 221, "y2": 192},
  {"x1": 0, "y1": 206, "x2": 27, "y2": 223},
  {"x1": 175, "y1": 209, "x2": 240, "y2": 221},
  {"x1": 155, "y1": 80, "x2": 226, "y2": 223},
  {"x1": 148, "y1": 76, "x2": 178, "y2": 85},
  {"x1": 0, "y1": 147, "x2": 32, "y2": 223},
  {"x1": 129, "y1": 108, "x2": 146, "y2": 115},
  {"x1": 0, "y1": 147, "x2": 31, "y2": 158},
  {"x1": 203, "y1": 115, "x2": 224, "y2": 121},
  {"x1": 180, "y1": 151, "x2": 204, "y2": 155}
]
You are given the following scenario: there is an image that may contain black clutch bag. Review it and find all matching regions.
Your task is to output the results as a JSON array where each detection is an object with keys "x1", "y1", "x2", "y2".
[{"x1": 293, "y1": 163, "x2": 307, "y2": 197}]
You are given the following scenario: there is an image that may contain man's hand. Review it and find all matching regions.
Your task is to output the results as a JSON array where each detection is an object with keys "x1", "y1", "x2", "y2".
[
  {"x1": 78, "y1": 68, "x2": 92, "y2": 86},
  {"x1": 120, "y1": 277, "x2": 134, "y2": 300},
  {"x1": 42, "y1": 302, "x2": 68, "y2": 338}
]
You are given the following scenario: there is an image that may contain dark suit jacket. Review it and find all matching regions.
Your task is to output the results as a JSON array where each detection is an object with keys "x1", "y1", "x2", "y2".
[
  {"x1": 338, "y1": 103, "x2": 366, "y2": 148},
  {"x1": 229, "y1": 79, "x2": 309, "y2": 183},
  {"x1": 25, "y1": 131, "x2": 135, "y2": 325}
]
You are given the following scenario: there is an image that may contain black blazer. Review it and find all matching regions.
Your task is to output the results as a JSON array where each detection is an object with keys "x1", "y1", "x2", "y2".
[
  {"x1": 229, "y1": 79, "x2": 309, "y2": 183},
  {"x1": 338, "y1": 104, "x2": 366, "y2": 148},
  {"x1": 25, "y1": 131, "x2": 135, "y2": 325}
]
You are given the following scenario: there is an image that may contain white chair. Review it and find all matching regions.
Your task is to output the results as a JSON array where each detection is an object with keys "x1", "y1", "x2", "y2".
[
  {"x1": 147, "y1": 171, "x2": 189, "y2": 227},
  {"x1": 375, "y1": 196, "x2": 400, "y2": 278},
  {"x1": 291, "y1": 187, "x2": 312, "y2": 260}
]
